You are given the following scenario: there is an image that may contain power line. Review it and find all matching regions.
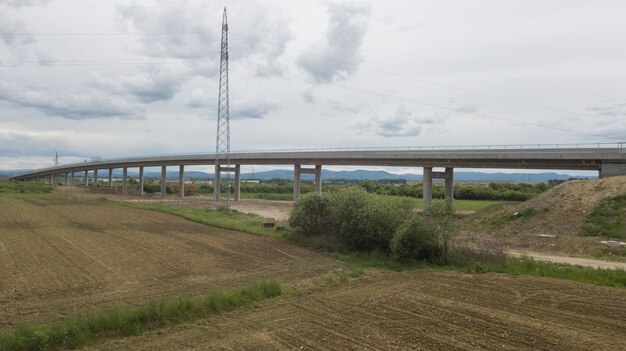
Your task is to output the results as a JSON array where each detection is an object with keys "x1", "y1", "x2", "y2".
[
  {"x1": 329, "y1": 83, "x2": 620, "y2": 141},
  {"x1": 1, "y1": 29, "x2": 606, "y2": 120}
]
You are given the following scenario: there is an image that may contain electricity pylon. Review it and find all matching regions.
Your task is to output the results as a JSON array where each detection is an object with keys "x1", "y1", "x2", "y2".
[{"x1": 214, "y1": 7, "x2": 231, "y2": 209}]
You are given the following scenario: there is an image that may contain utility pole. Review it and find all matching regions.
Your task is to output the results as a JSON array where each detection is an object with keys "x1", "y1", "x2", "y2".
[
  {"x1": 214, "y1": 7, "x2": 231, "y2": 209},
  {"x1": 55, "y1": 152, "x2": 59, "y2": 167}
]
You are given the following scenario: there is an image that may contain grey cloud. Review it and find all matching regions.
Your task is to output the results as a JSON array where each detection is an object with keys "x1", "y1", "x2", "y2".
[
  {"x1": 0, "y1": 0, "x2": 49, "y2": 7},
  {"x1": 0, "y1": 131, "x2": 67, "y2": 157},
  {"x1": 231, "y1": 100, "x2": 278, "y2": 119},
  {"x1": 587, "y1": 102, "x2": 626, "y2": 118},
  {"x1": 297, "y1": 2, "x2": 371, "y2": 83},
  {"x1": 328, "y1": 99, "x2": 363, "y2": 114},
  {"x1": 187, "y1": 88, "x2": 212, "y2": 108},
  {"x1": 0, "y1": 79, "x2": 138, "y2": 119},
  {"x1": 92, "y1": 65, "x2": 190, "y2": 103},
  {"x1": 302, "y1": 89, "x2": 315, "y2": 103},
  {"x1": 356, "y1": 105, "x2": 440, "y2": 137},
  {"x1": 0, "y1": 13, "x2": 35, "y2": 46}
]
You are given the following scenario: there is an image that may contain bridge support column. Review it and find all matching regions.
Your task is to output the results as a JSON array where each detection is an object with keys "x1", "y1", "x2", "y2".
[
  {"x1": 179, "y1": 165, "x2": 185, "y2": 198},
  {"x1": 108, "y1": 168, "x2": 113, "y2": 188},
  {"x1": 93, "y1": 169, "x2": 98, "y2": 187},
  {"x1": 213, "y1": 165, "x2": 221, "y2": 203},
  {"x1": 315, "y1": 165, "x2": 322, "y2": 194},
  {"x1": 234, "y1": 164, "x2": 241, "y2": 201},
  {"x1": 70, "y1": 172, "x2": 74, "y2": 186},
  {"x1": 293, "y1": 165, "x2": 301, "y2": 201},
  {"x1": 600, "y1": 162, "x2": 626, "y2": 178},
  {"x1": 444, "y1": 167, "x2": 454, "y2": 208},
  {"x1": 139, "y1": 166, "x2": 144, "y2": 196},
  {"x1": 50, "y1": 174, "x2": 54, "y2": 186},
  {"x1": 423, "y1": 167, "x2": 432, "y2": 208},
  {"x1": 122, "y1": 167, "x2": 128, "y2": 195},
  {"x1": 84, "y1": 170, "x2": 88, "y2": 186},
  {"x1": 65, "y1": 173, "x2": 69, "y2": 186},
  {"x1": 293, "y1": 165, "x2": 320, "y2": 200},
  {"x1": 161, "y1": 165, "x2": 166, "y2": 198}
]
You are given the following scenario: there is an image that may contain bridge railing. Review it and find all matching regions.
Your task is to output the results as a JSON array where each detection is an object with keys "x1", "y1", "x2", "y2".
[{"x1": 14, "y1": 142, "x2": 625, "y2": 176}]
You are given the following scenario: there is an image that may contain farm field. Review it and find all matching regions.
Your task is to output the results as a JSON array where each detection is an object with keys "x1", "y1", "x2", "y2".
[
  {"x1": 1, "y1": 190, "x2": 625, "y2": 350},
  {"x1": 91, "y1": 269, "x2": 626, "y2": 350},
  {"x1": 0, "y1": 195, "x2": 343, "y2": 329}
]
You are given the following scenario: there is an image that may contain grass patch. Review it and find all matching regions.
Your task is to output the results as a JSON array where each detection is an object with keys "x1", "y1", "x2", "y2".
[
  {"x1": 241, "y1": 193, "x2": 294, "y2": 201},
  {"x1": 120, "y1": 202, "x2": 282, "y2": 237},
  {"x1": 318, "y1": 267, "x2": 364, "y2": 286},
  {"x1": 487, "y1": 206, "x2": 549, "y2": 229},
  {"x1": 0, "y1": 281, "x2": 284, "y2": 351},
  {"x1": 335, "y1": 248, "x2": 626, "y2": 288},
  {"x1": 0, "y1": 180, "x2": 52, "y2": 195},
  {"x1": 581, "y1": 193, "x2": 626, "y2": 239}
]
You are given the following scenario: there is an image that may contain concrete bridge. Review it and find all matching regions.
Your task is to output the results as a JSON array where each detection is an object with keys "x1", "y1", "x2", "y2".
[{"x1": 8, "y1": 143, "x2": 626, "y2": 206}]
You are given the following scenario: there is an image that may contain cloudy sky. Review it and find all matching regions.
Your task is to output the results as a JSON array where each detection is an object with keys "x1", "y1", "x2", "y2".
[{"x1": 1, "y1": 0, "x2": 625, "y2": 175}]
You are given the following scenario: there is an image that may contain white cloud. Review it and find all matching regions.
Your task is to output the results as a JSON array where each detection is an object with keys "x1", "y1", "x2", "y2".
[
  {"x1": 356, "y1": 105, "x2": 440, "y2": 137},
  {"x1": 297, "y1": 2, "x2": 371, "y2": 83}
]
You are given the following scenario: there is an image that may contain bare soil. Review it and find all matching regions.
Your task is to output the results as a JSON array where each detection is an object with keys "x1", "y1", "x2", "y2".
[
  {"x1": 458, "y1": 176, "x2": 626, "y2": 258},
  {"x1": 0, "y1": 195, "x2": 343, "y2": 329},
  {"x1": 90, "y1": 270, "x2": 626, "y2": 351}
]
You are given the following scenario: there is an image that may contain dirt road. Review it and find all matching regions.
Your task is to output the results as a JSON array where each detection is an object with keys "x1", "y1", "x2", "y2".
[
  {"x1": 91, "y1": 270, "x2": 626, "y2": 351},
  {"x1": 0, "y1": 195, "x2": 343, "y2": 329},
  {"x1": 507, "y1": 250, "x2": 626, "y2": 270}
]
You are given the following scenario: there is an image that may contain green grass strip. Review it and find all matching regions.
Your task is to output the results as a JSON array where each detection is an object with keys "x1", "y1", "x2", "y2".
[
  {"x1": 0, "y1": 180, "x2": 52, "y2": 195},
  {"x1": 336, "y1": 252, "x2": 626, "y2": 288},
  {"x1": 0, "y1": 281, "x2": 284, "y2": 351},
  {"x1": 120, "y1": 202, "x2": 283, "y2": 238}
]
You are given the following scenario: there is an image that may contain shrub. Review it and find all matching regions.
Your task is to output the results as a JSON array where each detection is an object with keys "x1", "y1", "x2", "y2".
[
  {"x1": 289, "y1": 193, "x2": 334, "y2": 236},
  {"x1": 288, "y1": 188, "x2": 414, "y2": 253},
  {"x1": 391, "y1": 214, "x2": 444, "y2": 262}
]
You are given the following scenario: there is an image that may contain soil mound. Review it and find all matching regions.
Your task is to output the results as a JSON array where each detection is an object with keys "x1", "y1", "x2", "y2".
[{"x1": 459, "y1": 176, "x2": 626, "y2": 256}]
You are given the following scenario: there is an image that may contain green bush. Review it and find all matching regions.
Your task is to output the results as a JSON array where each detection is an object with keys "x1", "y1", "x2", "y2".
[
  {"x1": 390, "y1": 214, "x2": 445, "y2": 262},
  {"x1": 289, "y1": 188, "x2": 417, "y2": 253},
  {"x1": 289, "y1": 193, "x2": 334, "y2": 236}
]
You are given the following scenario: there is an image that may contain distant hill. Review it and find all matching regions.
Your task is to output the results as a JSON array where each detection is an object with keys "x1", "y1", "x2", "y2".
[{"x1": 0, "y1": 168, "x2": 594, "y2": 183}]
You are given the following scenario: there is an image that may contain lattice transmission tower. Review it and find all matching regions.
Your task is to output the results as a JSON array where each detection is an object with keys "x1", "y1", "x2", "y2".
[{"x1": 214, "y1": 7, "x2": 231, "y2": 209}]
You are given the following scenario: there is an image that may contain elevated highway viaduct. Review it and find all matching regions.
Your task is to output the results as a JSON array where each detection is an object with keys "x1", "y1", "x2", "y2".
[{"x1": 8, "y1": 144, "x2": 626, "y2": 207}]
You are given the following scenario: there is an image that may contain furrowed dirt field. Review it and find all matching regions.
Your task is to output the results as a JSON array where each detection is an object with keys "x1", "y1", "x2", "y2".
[
  {"x1": 0, "y1": 195, "x2": 343, "y2": 329},
  {"x1": 2, "y1": 192, "x2": 626, "y2": 350},
  {"x1": 91, "y1": 270, "x2": 626, "y2": 351}
]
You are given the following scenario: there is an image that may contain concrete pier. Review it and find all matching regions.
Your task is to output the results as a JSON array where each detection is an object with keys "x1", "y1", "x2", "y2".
[
  {"x1": 234, "y1": 164, "x2": 241, "y2": 201},
  {"x1": 50, "y1": 174, "x2": 54, "y2": 186},
  {"x1": 213, "y1": 165, "x2": 240, "y2": 202},
  {"x1": 422, "y1": 167, "x2": 433, "y2": 208},
  {"x1": 65, "y1": 173, "x2": 70, "y2": 186},
  {"x1": 161, "y1": 165, "x2": 166, "y2": 198},
  {"x1": 213, "y1": 165, "x2": 221, "y2": 203},
  {"x1": 293, "y1": 165, "x2": 322, "y2": 201},
  {"x1": 139, "y1": 166, "x2": 144, "y2": 196},
  {"x1": 179, "y1": 165, "x2": 185, "y2": 198},
  {"x1": 600, "y1": 162, "x2": 626, "y2": 178},
  {"x1": 423, "y1": 167, "x2": 454, "y2": 209},
  {"x1": 70, "y1": 172, "x2": 74, "y2": 186},
  {"x1": 122, "y1": 167, "x2": 128, "y2": 195},
  {"x1": 315, "y1": 165, "x2": 322, "y2": 194},
  {"x1": 108, "y1": 168, "x2": 113, "y2": 188},
  {"x1": 444, "y1": 167, "x2": 454, "y2": 205},
  {"x1": 93, "y1": 169, "x2": 98, "y2": 187},
  {"x1": 84, "y1": 170, "x2": 88, "y2": 186}
]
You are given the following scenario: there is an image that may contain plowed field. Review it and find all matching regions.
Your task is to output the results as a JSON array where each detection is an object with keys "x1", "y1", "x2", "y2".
[
  {"x1": 91, "y1": 270, "x2": 626, "y2": 351},
  {"x1": 0, "y1": 195, "x2": 343, "y2": 329}
]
